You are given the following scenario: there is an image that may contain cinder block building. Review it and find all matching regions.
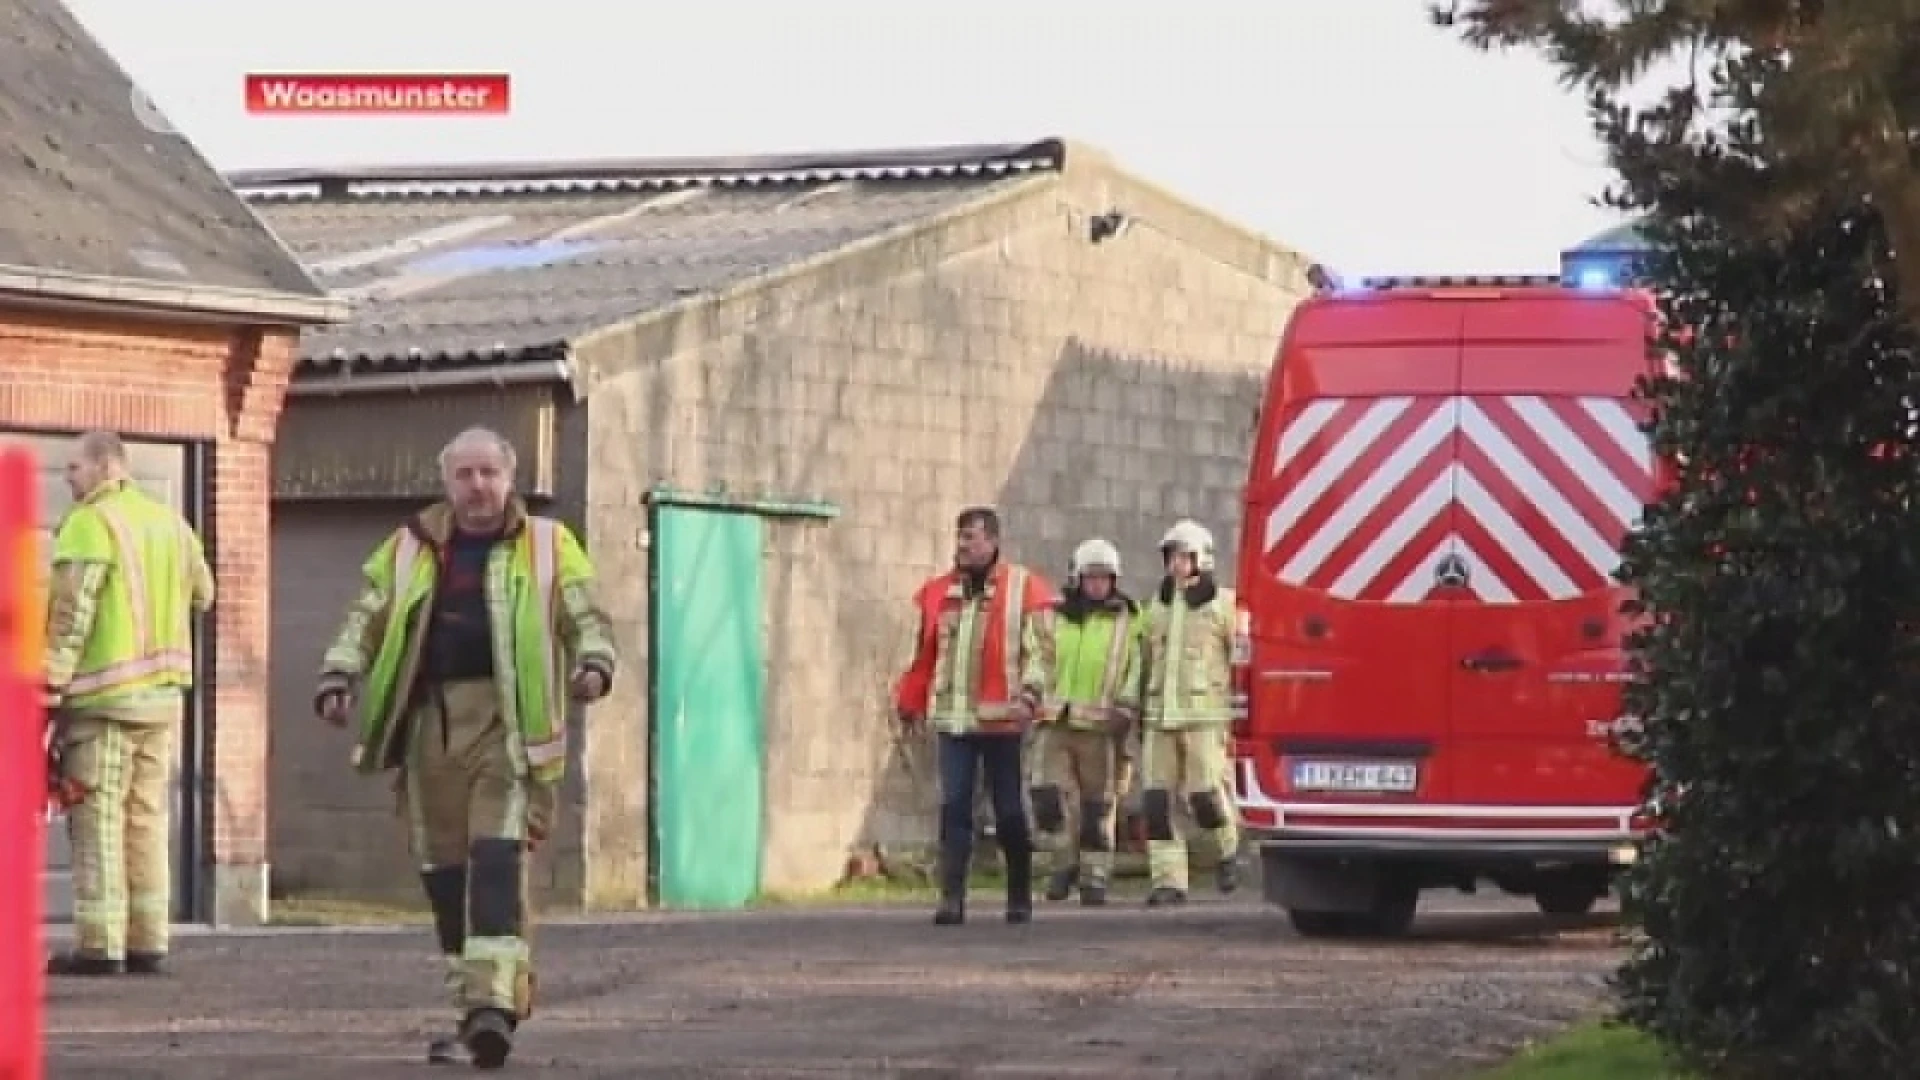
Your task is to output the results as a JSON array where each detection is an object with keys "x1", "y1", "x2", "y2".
[
  {"x1": 237, "y1": 138, "x2": 1312, "y2": 910},
  {"x1": 0, "y1": 0, "x2": 343, "y2": 925}
]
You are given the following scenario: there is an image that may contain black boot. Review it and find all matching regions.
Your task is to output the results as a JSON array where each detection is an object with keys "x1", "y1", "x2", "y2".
[
  {"x1": 1080, "y1": 877, "x2": 1109, "y2": 907},
  {"x1": 460, "y1": 1007, "x2": 516, "y2": 1070},
  {"x1": 1044, "y1": 865, "x2": 1079, "y2": 903},
  {"x1": 1216, "y1": 856, "x2": 1242, "y2": 895},
  {"x1": 426, "y1": 1034, "x2": 463, "y2": 1065},
  {"x1": 1004, "y1": 838, "x2": 1035, "y2": 925},
  {"x1": 125, "y1": 951, "x2": 168, "y2": 976},
  {"x1": 45, "y1": 950, "x2": 122, "y2": 977},
  {"x1": 933, "y1": 848, "x2": 968, "y2": 926}
]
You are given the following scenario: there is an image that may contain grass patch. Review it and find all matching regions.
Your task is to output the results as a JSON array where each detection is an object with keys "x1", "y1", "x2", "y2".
[
  {"x1": 1480, "y1": 1021, "x2": 1693, "y2": 1079},
  {"x1": 268, "y1": 891, "x2": 433, "y2": 927},
  {"x1": 759, "y1": 869, "x2": 1006, "y2": 907}
]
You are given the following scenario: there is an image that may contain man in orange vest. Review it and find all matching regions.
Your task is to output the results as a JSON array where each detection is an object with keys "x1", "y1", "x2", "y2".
[{"x1": 895, "y1": 507, "x2": 1056, "y2": 926}]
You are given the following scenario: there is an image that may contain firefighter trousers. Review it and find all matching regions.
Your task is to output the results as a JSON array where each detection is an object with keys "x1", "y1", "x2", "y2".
[
  {"x1": 400, "y1": 679, "x2": 555, "y2": 1024},
  {"x1": 1140, "y1": 724, "x2": 1238, "y2": 891},
  {"x1": 1027, "y1": 725, "x2": 1123, "y2": 882},
  {"x1": 62, "y1": 704, "x2": 177, "y2": 960}
]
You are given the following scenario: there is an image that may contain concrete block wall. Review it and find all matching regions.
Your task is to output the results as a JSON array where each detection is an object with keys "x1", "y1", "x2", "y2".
[{"x1": 575, "y1": 161, "x2": 1311, "y2": 903}]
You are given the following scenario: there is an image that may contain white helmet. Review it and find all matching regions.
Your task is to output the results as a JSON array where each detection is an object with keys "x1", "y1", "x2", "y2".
[
  {"x1": 1159, "y1": 519, "x2": 1216, "y2": 573},
  {"x1": 1069, "y1": 537, "x2": 1122, "y2": 583}
]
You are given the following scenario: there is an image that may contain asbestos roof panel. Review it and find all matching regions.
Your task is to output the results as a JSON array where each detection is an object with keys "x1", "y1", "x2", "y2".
[{"x1": 239, "y1": 143, "x2": 1064, "y2": 372}]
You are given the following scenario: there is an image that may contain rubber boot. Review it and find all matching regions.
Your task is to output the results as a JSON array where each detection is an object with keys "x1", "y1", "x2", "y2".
[
  {"x1": 1004, "y1": 842, "x2": 1034, "y2": 925},
  {"x1": 1044, "y1": 865, "x2": 1079, "y2": 903},
  {"x1": 1216, "y1": 856, "x2": 1242, "y2": 895},
  {"x1": 461, "y1": 1007, "x2": 516, "y2": 1070},
  {"x1": 933, "y1": 848, "x2": 968, "y2": 926},
  {"x1": 1146, "y1": 886, "x2": 1188, "y2": 908},
  {"x1": 1079, "y1": 875, "x2": 1109, "y2": 907}
]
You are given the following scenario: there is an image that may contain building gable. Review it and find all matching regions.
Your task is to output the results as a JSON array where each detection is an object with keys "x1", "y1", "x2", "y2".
[{"x1": 0, "y1": 0, "x2": 339, "y2": 323}]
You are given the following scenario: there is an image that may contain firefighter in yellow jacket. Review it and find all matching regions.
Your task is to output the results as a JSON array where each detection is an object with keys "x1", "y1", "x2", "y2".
[
  {"x1": 1123, "y1": 519, "x2": 1242, "y2": 907},
  {"x1": 42, "y1": 431, "x2": 214, "y2": 977},
  {"x1": 1031, "y1": 538, "x2": 1141, "y2": 906},
  {"x1": 315, "y1": 427, "x2": 615, "y2": 1069}
]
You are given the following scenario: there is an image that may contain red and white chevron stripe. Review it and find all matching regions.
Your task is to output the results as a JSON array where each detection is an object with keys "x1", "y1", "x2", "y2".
[{"x1": 1262, "y1": 395, "x2": 1656, "y2": 604}]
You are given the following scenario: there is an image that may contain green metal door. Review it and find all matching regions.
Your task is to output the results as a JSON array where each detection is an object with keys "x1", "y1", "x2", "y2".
[{"x1": 649, "y1": 505, "x2": 767, "y2": 909}]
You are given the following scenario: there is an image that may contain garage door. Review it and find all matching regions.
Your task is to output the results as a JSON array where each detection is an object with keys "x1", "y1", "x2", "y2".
[
  {"x1": 0, "y1": 432, "x2": 195, "y2": 924},
  {"x1": 269, "y1": 502, "x2": 420, "y2": 897}
]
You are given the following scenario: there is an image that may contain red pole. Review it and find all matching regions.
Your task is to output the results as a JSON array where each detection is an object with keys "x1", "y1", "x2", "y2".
[{"x1": 0, "y1": 447, "x2": 44, "y2": 1080}]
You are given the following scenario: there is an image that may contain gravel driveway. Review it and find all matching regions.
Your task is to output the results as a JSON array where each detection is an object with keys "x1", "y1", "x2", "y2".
[{"x1": 43, "y1": 893, "x2": 1619, "y2": 1079}]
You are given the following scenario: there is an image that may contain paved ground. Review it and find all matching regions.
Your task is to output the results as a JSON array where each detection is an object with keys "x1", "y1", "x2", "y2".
[{"x1": 42, "y1": 892, "x2": 1621, "y2": 1079}]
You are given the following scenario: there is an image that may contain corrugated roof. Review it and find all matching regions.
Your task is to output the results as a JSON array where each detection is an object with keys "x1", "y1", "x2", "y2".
[
  {"x1": 235, "y1": 140, "x2": 1067, "y2": 375},
  {"x1": 0, "y1": 0, "x2": 335, "y2": 317}
]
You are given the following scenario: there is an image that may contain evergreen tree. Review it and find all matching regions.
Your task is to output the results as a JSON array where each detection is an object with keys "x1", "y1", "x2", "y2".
[{"x1": 1433, "y1": 2, "x2": 1920, "y2": 1074}]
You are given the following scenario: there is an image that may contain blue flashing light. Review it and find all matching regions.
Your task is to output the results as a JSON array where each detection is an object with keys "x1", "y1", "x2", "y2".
[{"x1": 1574, "y1": 266, "x2": 1614, "y2": 289}]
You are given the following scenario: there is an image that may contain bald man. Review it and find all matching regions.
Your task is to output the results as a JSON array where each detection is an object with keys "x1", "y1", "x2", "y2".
[
  {"x1": 315, "y1": 426, "x2": 616, "y2": 1069},
  {"x1": 43, "y1": 430, "x2": 214, "y2": 978}
]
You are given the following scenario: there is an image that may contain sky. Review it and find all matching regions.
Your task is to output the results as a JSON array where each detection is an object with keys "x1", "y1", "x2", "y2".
[{"x1": 64, "y1": 0, "x2": 1633, "y2": 279}]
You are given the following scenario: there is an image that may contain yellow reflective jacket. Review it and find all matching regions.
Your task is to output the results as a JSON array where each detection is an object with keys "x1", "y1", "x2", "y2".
[
  {"x1": 45, "y1": 479, "x2": 214, "y2": 710},
  {"x1": 1129, "y1": 578, "x2": 1237, "y2": 730},
  {"x1": 318, "y1": 500, "x2": 615, "y2": 784}
]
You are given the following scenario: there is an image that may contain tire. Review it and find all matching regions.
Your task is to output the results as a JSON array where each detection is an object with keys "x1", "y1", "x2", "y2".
[
  {"x1": 1287, "y1": 881, "x2": 1418, "y2": 940},
  {"x1": 1287, "y1": 909, "x2": 1351, "y2": 938},
  {"x1": 1534, "y1": 877, "x2": 1603, "y2": 917},
  {"x1": 1356, "y1": 882, "x2": 1419, "y2": 937}
]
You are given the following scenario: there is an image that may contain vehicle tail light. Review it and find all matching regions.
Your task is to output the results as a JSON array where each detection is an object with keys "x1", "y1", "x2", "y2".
[{"x1": 1230, "y1": 602, "x2": 1252, "y2": 739}]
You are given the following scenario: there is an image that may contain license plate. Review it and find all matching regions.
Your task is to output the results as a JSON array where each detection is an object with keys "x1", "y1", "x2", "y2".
[{"x1": 1289, "y1": 760, "x2": 1418, "y2": 794}]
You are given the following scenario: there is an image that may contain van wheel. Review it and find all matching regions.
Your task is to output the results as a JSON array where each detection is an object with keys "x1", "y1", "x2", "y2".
[
  {"x1": 1354, "y1": 881, "x2": 1419, "y2": 937},
  {"x1": 1534, "y1": 877, "x2": 1603, "y2": 917},
  {"x1": 1286, "y1": 883, "x2": 1418, "y2": 939},
  {"x1": 1286, "y1": 909, "x2": 1351, "y2": 938}
]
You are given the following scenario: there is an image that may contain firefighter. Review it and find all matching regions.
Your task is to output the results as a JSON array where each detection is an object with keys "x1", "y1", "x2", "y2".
[
  {"x1": 42, "y1": 430, "x2": 215, "y2": 977},
  {"x1": 313, "y1": 426, "x2": 616, "y2": 1069},
  {"x1": 1125, "y1": 519, "x2": 1243, "y2": 907},
  {"x1": 895, "y1": 506, "x2": 1056, "y2": 926},
  {"x1": 1031, "y1": 537, "x2": 1141, "y2": 906}
]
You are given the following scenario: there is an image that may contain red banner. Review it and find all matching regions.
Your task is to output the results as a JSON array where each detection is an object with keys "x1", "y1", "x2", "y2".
[{"x1": 0, "y1": 447, "x2": 44, "y2": 1080}]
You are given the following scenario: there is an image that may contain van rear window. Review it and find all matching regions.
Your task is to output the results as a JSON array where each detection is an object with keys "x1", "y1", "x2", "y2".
[{"x1": 1258, "y1": 395, "x2": 1655, "y2": 605}]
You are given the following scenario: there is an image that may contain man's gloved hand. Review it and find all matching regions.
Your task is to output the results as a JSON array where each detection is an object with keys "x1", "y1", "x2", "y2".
[
  {"x1": 314, "y1": 685, "x2": 354, "y2": 728},
  {"x1": 1010, "y1": 692, "x2": 1043, "y2": 730},
  {"x1": 569, "y1": 665, "x2": 610, "y2": 703},
  {"x1": 894, "y1": 707, "x2": 925, "y2": 735}
]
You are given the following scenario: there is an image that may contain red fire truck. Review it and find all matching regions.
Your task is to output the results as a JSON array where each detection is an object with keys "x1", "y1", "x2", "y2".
[{"x1": 1230, "y1": 272, "x2": 1662, "y2": 938}]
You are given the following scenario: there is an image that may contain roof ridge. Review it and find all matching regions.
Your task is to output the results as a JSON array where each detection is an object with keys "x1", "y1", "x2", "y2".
[{"x1": 227, "y1": 138, "x2": 1068, "y2": 197}]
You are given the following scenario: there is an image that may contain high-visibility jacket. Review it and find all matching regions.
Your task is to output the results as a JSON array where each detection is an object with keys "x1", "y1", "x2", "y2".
[
  {"x1": 319, "y1": 500, "x2": 615, "y2": 785},
  {"x1": 45, "y1": 480, "x2": 212, "y2": 710},
  {"x1": 895, "y1": 560, "x2": 1056, "y2": 735},
  {"x1": 1046, "y1": 592, "x2": 1142, "y2": 730},
  {"x1": 1128, "y1": 579, "x2": 1237, "y2": 730}
]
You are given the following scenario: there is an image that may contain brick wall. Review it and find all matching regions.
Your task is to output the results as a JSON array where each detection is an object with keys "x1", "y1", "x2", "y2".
[
  {"x1": 572, "y1": 160, "x2": 1311, "y2": 902},
  {"x1": 0, "y1": 307, "x2": 299, "y2": 924}
]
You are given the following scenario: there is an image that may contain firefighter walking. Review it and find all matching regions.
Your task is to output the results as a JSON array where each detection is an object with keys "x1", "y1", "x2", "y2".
[
  {"x1": 1127, "y1": 520, "x2": 1242, "y2": 907},
  {"x1": 895, "y1": 507, "x2": 1056, "y2": 926},
  {"x1": 1031, "y1": 538, "x2": 1140, "y2": 907},
  {"x1": 314, "y1": 427, "x2": 615, "y2": 1069},
  {"x1": 42, "y1": 431, "x2": 215, "y2": 977}
]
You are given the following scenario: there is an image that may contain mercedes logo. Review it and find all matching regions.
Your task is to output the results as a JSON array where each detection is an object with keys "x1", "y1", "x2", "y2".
[{"x1": 1433, "y1": 552, "x2": 1471, "y2": 588}]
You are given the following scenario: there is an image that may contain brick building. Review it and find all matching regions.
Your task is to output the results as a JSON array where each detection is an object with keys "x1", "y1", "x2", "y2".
[
  {"x1": 236, "y1": 139, "x2": 1312, "y2": 909},
  {"x1": 1, "y1": 0, "x2": 343, "y2": 925}
]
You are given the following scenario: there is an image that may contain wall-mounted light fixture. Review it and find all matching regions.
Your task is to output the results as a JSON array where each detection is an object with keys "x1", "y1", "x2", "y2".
[{"x1": 1089, "y1": 209, "x2": 1132, "y2": 244}]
